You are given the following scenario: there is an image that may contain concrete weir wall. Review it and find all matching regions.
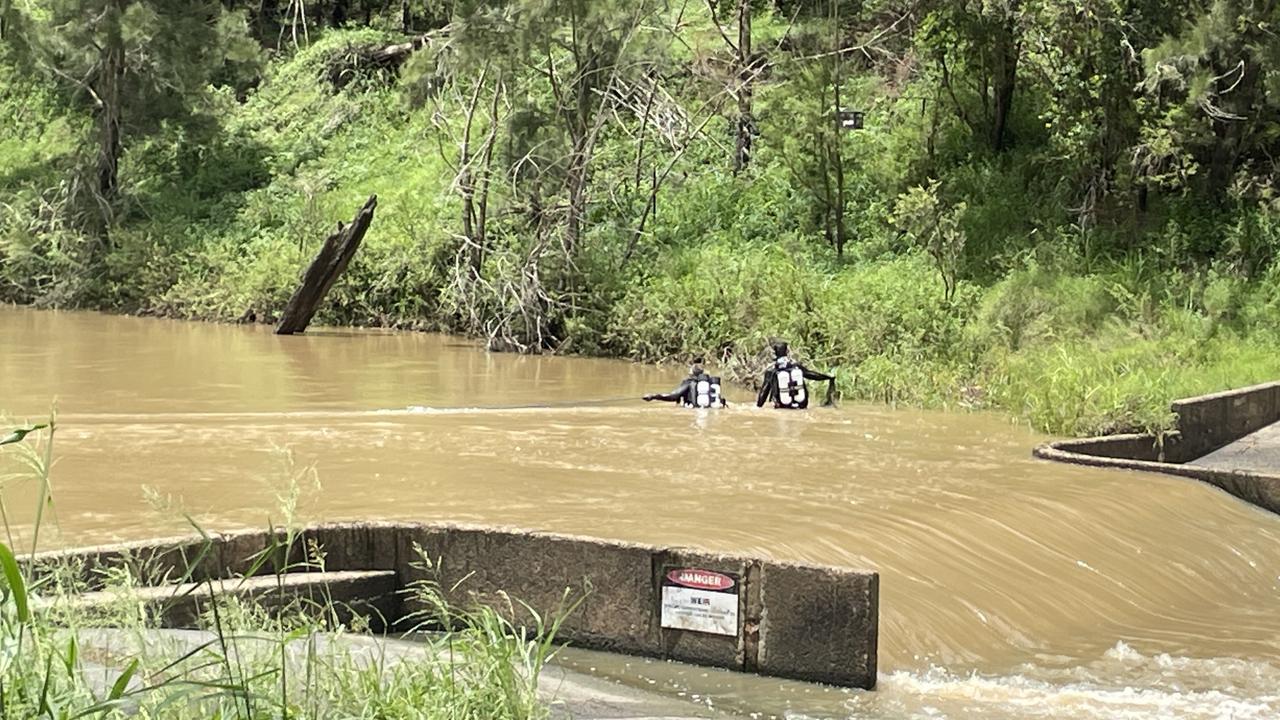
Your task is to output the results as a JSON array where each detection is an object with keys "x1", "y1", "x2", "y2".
[
  {"x1": 1035, "y1": 381, "x2": 1280, "y2": 515},
  {"x1": 1170, "y1": 381, "x2": 1280, "y2": 460},
  {"x1": 28, "y1": 522, "x2": 879, "y2": 689}
]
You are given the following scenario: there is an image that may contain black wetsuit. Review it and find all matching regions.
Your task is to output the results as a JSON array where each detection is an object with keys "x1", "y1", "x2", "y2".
[{"x1": 756, "y1": 357, "x2": 833, "y2": 409}]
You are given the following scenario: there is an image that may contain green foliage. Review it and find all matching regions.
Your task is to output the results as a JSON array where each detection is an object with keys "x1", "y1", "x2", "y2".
[
  {"x1": 892, "y1": 181, "x2": 967, "y2": 302},
  {"x1": 6, "y1": 0, "x2": 1280, "y2": 436},
  {"x1": 1140, "y1": 0, "x2": 1280, "y2": 199},
  {"x1": 611, "y1": 244, "x2": 977, "y2": 404},
  {"x1": 967, "y1": 263, "x2": 1115, "y2": 351},
  {"x1": 0, "y1": 541, "x2": 30, "y2": 623},
  {"x1": 0, "y1": 49, "x2": 87, "y2": 305}
]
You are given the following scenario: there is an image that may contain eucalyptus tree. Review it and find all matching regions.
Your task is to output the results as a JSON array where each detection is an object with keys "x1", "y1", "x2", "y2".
[{"x1": 13, "y1": 0, "x2": 256, "y2": 251}]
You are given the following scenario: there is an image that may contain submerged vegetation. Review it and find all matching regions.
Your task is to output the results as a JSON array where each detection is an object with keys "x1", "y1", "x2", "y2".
[
  {"x1": 0, "y1": 422, "x2": 561, "y2": 718},
  {"x1": 4, "y1": 1, "x2": 1280, "y2": 435}
]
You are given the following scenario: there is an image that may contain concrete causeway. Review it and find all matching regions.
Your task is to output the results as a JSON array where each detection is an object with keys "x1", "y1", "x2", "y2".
[
  {"x1": 1035, "y1": 381, "x2": 1280, "y2": 516},
  {"x1": 28, "y1": 522, "x2": 879, "y2": 691},
  {"x1": 1195, "y1": 420, "x2": 1280, "y2": 475}
]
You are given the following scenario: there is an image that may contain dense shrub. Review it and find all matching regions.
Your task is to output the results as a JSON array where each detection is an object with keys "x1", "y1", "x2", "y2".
[{"x1": 5, "y1": 22, "x2": 1280, "y2": 437}]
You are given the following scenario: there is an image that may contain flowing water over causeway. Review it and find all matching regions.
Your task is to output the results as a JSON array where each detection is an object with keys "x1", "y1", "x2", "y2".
[{"x1": 3, "y1": 307, "x2": 1280, "y2": 719}]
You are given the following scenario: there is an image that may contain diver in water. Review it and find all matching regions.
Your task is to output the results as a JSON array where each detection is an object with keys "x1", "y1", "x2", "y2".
[
  {"x1": 755, "y1": 341, "x2": 835, "y2": 409},
  {"x1": 643, "y1": 358, "x2": 728, "y2": 408}
]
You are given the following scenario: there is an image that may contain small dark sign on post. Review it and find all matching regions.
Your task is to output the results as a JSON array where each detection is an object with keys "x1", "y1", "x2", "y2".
[{"x1": 838, "y1": 108, "x2": 865, "y2": 131}]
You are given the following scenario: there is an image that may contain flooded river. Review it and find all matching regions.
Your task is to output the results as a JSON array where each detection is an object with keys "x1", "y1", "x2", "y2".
[{"x1": 3, "y1": 306, "x2": 1280, "y2": 719}]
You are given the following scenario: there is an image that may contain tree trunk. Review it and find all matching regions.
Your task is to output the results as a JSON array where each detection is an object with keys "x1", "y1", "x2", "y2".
[
  {"x1": 830, "y1": 0, "x2": 846, "y2": 256},
  {"x1": 564, "y1": 141, "x2": 587, "y2": 258},
  {"x1": 257, "y1": 0, "x2": 279, "y2": 44},
  {"x1": 830, "y1": 143, "x2": 846, "y2": 257},
  {"x1": 460, "y1": 163, "x2": 476, "y2": 245},
  {"x1": 96, "y1": 0, "x2": 124, "y2": 206},
  {"x1": 456, "y1": 67, "x2": 489, "y2": 270},
  {"x1": 89, "y1": 0, "x2": 125, "y2": 252},
  {"x1": 276, "y1": 195, "x2": 379, "y2": 335},
  {"x1": 989, "y1": 3, "x2": 1020, "y2": 152},
  {"x1": 990, "y1": 37, "x2": 1018, "y2": 151},
  {"x1": 95, "y1": 75, "x2": 122, "y2": 205},
  {"x1": 563, "y1": 46, "x2": 599, "y2": 259},
  {"x1": 472, "y1": 80, "x2": 503, "y2": 272},
  {"x1": 733, "y1": 0, "x2": 753, "y2": 173}
]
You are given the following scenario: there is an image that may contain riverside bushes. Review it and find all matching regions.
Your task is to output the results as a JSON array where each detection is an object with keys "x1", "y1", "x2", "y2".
[{"x1": 5, "y1": 4, "x2": 1280, "y2": 436}]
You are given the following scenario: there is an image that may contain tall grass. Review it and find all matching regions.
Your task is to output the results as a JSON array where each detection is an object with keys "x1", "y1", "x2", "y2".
[
  {"x1": 6, "y1": 24, "x2": 1280, "y2": 436},
  {"x1": 0, "y1": 419, "x2": 563, "y2": 719}
]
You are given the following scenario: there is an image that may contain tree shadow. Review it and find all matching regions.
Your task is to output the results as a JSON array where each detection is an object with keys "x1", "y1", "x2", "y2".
[{"x1": 119, "y1": 110, "x2": 274, "y2": 229}]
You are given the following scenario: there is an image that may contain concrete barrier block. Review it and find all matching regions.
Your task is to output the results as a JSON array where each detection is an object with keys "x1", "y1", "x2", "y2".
[
  {"x1": 758, "y1": 562, "x2": 878, "y2": 689},
  {"x1": 399, "y1": 524, "x2": 661, "y2": 656},
  {"x1": 220, "y1": 526, "x2": 384, "y2": 577},
  {"x1": 1174, "y1": 395, "x2": 1231, "y2": 457},
  {"x1": 219, "y1": 528, "x2": 300, "y2": 577},
  {"x1": 1228, "y1": 390, "x2": 1276, "y2": 439},
  {"x1": 653, "y1": 549, "x2": 754, "y2": 671},
  {"x1": 1196, "y1": 470, "x2": 1280, "y2": 517},
  {"x1": 141, "y1": 536, "x2": 226, "y2": 585},
  {"x1": 243, "y1": 569, "x2": 399, "y2": 632},
  {"x1": 1173, "y1": 382, "x2": 1280, "y2": 460},
  {"x1": 303, "y1": 522, "x2": 402, "y2": 572},
  {"x1": 39, "y1": 524, "x2": 883, "y2": 689},
  {"x1": 1065, "y1": 434, "x2": 1162, "y2": 462}
]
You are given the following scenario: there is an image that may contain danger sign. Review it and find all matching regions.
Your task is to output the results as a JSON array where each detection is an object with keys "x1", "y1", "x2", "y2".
[{"x1": 660, "y1": 567, "x2": 739, "y2": 636}]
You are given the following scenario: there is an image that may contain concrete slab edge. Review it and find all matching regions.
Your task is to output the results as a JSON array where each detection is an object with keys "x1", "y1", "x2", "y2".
[
  {"x1": 1034, "y1": 441, "x2": 1280, "y2": 516},
  {"x1": 1034, "y1": 382, "x2": 1280, "y2": 516},
  {"x1": 23, "y1": 522, "x2": 879, "y2": 690}
]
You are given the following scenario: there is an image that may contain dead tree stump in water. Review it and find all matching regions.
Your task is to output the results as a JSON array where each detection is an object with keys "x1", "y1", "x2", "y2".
[{"x1": 275, "y1": 194, "x2": 378, "y2": 335}]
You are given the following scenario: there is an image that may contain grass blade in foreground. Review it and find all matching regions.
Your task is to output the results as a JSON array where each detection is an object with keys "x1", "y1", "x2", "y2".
[{"x1": 0, "y1": 540, "x2": 29, "y2": 623}]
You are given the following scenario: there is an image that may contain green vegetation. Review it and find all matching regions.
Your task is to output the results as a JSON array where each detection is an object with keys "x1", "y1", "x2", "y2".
[
  {"x1": 4, "y1": 0, "x2": 1280, "y2": 435},
  {"x1": 0, "y1": 421, "x2": 561, "y2": 718}
]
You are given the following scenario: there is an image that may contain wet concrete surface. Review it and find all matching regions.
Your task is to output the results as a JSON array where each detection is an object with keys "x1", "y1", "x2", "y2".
[
  {"x1": 72, "y1": 628, "x2": 743, "y2": 719},
  {"x1": 1194, "y1": 421, "x2": 1280, "y2": 474}
]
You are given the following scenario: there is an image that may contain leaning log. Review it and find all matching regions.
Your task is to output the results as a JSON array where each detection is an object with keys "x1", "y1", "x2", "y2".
[{"x1": 275, "y1": 194, "x2": 378, "y2": 335}]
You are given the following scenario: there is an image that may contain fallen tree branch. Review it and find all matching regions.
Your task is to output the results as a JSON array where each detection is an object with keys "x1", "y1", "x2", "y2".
[
  {"x1": 276, "y1": 195, "x2": 378, "y2": 335},
  {"x1": 326, "y1": 34, "x2": 435, "y2": 88}
]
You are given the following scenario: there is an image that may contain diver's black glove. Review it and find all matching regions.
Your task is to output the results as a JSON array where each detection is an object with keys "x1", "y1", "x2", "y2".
[
  {"x1": 823, "y1": 378, "x2": 837, "y2": 407},
  {"x1": 643, "y1": 394, "x2": 656, "y2": 401}
]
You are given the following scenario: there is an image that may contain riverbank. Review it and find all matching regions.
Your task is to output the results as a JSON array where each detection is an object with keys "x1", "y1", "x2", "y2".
[{"x1": 5, "y1": 19, "x2": 1280, "y2": 437}]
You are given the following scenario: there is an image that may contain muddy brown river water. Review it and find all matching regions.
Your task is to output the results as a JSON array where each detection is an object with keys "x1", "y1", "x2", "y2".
[{"x1": 3, "y1": 306, "x2": 1280, "y2": 719}]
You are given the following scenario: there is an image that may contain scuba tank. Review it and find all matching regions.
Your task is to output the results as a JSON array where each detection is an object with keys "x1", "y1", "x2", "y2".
[
  {"x1": 684, "y1": 375, "x2": 725, "y2": 408},
  {"x1": 774, "y1": 357, "x2": 808, "y2": 409}
]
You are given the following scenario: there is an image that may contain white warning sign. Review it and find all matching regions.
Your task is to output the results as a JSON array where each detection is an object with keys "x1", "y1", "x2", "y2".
[{"x1": 660, "y1": 567, "x2": 739, "y2": 636}]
